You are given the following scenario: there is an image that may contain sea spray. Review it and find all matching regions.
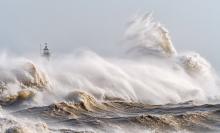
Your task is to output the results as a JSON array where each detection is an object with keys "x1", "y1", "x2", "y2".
[
  {"x1": 0, "y1": 14, "x2": 219, "y2": 107},
  {"x1": 0, "y1": 13, "x2": 220, "y2": 133}
]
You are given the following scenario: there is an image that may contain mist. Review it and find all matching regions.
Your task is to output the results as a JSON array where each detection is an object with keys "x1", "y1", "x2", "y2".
[{"x1": 0, "y1": 0, "x2": 219, "y2": 69}]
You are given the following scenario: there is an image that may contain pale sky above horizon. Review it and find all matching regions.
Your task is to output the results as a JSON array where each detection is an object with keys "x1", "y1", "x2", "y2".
[{"x1": 0, "y1": 0, "x2": 219, "y2": 70}]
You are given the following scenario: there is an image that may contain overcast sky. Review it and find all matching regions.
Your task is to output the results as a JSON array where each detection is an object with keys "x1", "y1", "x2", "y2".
[{"x1": 0, "y1": 0, "x2": 219, "y2": 69}]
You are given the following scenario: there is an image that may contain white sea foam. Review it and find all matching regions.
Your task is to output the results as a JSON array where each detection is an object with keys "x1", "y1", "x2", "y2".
[{"x1": 0, "y1": 13, "x2": 219, "y2": 107}]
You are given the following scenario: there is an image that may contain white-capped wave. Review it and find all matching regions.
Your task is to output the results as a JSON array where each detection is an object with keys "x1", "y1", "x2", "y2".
[{"x1": 0, "y1": 13, "x2": 219, "y2": 106}]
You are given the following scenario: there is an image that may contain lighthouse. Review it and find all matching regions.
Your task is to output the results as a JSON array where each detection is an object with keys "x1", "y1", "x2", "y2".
[{"x1": 42, "y1": 43, "x2": 51, "y2": 60}]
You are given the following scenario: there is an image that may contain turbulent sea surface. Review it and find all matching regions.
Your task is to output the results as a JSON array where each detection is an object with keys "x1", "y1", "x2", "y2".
[{"x1": 1, "y1": 13, "x2": 220, "y2": 133}]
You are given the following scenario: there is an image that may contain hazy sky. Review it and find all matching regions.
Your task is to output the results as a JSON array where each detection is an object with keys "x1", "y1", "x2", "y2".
[{"x1": 0, "y1": 0, "x2": 219, "y2": 69}]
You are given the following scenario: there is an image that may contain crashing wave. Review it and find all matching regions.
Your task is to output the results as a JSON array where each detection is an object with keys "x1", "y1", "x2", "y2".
[
  {"x1": 0, "y1": 13, "x2": 218, "y2": 107},
  {"x1": 0, "y1": 12, "x2": 220, "y2": 132},
  {"x1": 125, "y1": 13, "x2": 177, "y2": 57},
  {"x1": 179, "y1": 53, "x2": 211, "y2": 74},
  {"x1": 0, "y1": 59, "x2": 48, "y2": 106}
]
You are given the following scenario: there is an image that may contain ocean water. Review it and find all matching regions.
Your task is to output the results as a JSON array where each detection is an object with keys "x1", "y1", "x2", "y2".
[{"x1": 0, "y1": 13, "x2": 220, "y2": 133}]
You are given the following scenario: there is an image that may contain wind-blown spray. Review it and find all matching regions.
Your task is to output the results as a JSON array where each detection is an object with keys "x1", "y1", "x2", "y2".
[{"x1": 0, "y1": 13, "x2": 220, "y2": 133}]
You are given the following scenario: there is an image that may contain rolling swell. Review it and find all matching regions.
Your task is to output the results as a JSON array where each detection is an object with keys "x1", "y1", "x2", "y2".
[{"x1": 11, "y1": 91, "x2": 220, "y2": 133}]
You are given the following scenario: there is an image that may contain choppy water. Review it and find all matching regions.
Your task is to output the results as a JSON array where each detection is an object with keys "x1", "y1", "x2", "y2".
[{"x1": 0, "y1": 13, "x2": 220, "y2": 133}]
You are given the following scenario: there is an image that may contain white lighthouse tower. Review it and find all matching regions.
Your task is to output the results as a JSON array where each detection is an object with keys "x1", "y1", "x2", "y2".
[{"x1": 41, "y1": 43, "x2": 51, "y2": 60}]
